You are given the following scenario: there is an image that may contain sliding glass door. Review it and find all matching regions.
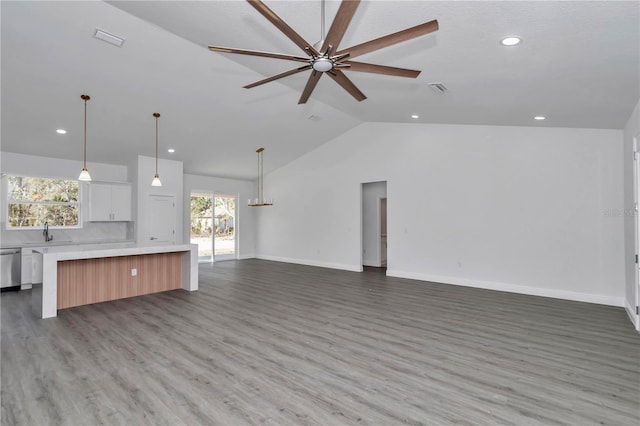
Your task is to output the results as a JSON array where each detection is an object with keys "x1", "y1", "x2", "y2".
[
  {"x1": 190, "y1": 192, "x2": 237, "y2": 262},
  {"x1": 213, "y1": 194, "x2": 236, "y2": 260},
  {"x1": 190, "y1": 192, "x2": 213, "y2": 262}
]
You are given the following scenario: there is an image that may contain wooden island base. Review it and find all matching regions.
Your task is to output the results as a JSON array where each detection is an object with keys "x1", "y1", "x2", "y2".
[
  {"x1": 33, "y1": 243, "x2": 198, "y2": 318},
  {"x1": 57, "y1": 252, "x2": 183, "y2": 310}
]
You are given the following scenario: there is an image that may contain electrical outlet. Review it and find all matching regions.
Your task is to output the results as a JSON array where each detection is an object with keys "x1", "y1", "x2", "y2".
[{"x1": 131, "y1": 268, "x2": 137, "y2": 277}]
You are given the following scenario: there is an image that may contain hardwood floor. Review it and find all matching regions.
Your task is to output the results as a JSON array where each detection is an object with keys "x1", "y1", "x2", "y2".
[{"x1": 2, "y1": 259, "x2": 639, "y2": 425}]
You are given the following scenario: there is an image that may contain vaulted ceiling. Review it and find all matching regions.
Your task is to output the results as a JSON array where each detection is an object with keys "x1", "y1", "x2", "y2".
[{"x1": 2, "y1": 1, "x2": 638, "y2": 179}]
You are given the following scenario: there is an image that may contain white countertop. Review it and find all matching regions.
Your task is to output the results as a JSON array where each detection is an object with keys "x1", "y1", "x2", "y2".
[
  {"x1": 33, "y1": 243, "x2": 196, "y2": 261},
  {"x1": 34, "y1": 242, "x2": 199, "y2": 319},
  {"x1": 2, "y1": 240, "x2": 136, "y2": 249}
]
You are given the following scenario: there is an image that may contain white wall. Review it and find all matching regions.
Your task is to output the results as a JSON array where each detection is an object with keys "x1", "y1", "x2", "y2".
[
  {"x1": 362, "y1": 181, "x2": 387, "y2": 267},
  {"x1": 0, "y1": 151, "x2": 132, "y2": 246},
  {"x1": 183, "y1": 174, "x2": 256, "y2": 259},
  {"x1": 136, "y1": 155, "x2": 183, "y2": 244},
  {"x1": 256, "y1": 122, "x2": 625, "y2": 306},
  {"x1": 1, "y1": 151, "x2": 128, "y2": 181},
  {"x1": 623, "y1": 99, "x2": 640, "y2": 327}
]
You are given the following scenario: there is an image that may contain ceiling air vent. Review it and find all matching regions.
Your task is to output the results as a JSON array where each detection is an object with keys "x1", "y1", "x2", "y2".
[
  {"x1": 93, "y1": 29, "x2": 125, "y2": 47},
  {"x1": 308, "y1": 115, "x2": 323, "y2": 122},
  {"x1": 428, "y1": 82, "x2": 448, "y2": 93}
]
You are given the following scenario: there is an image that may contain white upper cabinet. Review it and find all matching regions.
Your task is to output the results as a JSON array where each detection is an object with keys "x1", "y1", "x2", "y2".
[
  {"x1": 110, "y1": 185, "x2": 132, "y2": 221},
  {"x1": 89, "y1": 183, "x2": 132, "y2": 221}
]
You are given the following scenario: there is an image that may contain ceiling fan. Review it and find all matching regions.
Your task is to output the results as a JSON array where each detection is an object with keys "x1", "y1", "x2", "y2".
[{"x1": 208, "y1": 0, "x2": 439, "y2": 104}]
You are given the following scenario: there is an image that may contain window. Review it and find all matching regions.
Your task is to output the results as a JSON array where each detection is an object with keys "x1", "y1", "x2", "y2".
[{"x1": 7, "y1": 175, "x2": 80, "y2": 228}]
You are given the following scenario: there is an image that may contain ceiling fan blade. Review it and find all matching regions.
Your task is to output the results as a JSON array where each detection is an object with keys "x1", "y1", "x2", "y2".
[
  {"x1": 247, "y1": 0, "x2": 319, "y2": 56},
  {"x1": 208, "y1": 46, "x2": 310, "y2": 63},
  {"x1": 342, "y1": 61, "x2": 421, "y2": 78},
  {"x1": 244, "y1": 65, "x2": 312, "y2": 89},
  {"x1": 336, "y1": 19, "x2": 439, "y2": 59},
  {"x1": 298, "y1": 70, "x2": 323, "y2": 104},
  {"x1": 326, "y1": 69, "x2": 366, "y2": 102},
  {"x1": 321, "y1": 0, "x2": 361, "y2": 52}
]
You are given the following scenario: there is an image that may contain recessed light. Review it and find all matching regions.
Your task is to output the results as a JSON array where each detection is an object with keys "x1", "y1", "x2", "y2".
[
  {"x1": 534, "y1": 115, "x2": 546, "y2": 120},
  {"x1": 501, "y1": 36, "x2": 521, "y2": 46},
  {"x1": 56, "y1": 129, "x2": 67, "y2": 134},
  {"x1": 167, "y1": 148, "x2": 175, "y2": 153},
  {"x1": 411, "y1": 114, "x2": 419, "y2": 119}
]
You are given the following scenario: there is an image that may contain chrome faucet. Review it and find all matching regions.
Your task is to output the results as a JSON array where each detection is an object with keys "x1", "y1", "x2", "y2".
[{"x1": 43, "y1": 222, "x2": 53, "y2": 242}]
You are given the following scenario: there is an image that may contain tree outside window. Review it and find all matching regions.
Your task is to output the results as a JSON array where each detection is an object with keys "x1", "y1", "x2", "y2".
[{"x1": 7, "y1": 176, "x2": 79, "y2": 228}]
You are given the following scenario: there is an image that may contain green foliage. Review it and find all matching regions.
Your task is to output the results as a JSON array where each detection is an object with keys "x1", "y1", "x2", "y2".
[
  {"x1": 190, "y1": 194, "x2": 236, "y2": 238},
  {"x1": 7, "y1": 176, "x2": 79, "y2": 227},
  {"x1": 190, "y1": 195, "x2": 213, "y2": 237},
  {"x1": 213, "y1": 196, "x2": 235, "y2": 237}
]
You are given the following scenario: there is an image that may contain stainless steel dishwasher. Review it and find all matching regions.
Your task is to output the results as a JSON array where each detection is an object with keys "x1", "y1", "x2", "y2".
[{"x1": 1, "y1": 248, "x2": 21, "y2": 291}]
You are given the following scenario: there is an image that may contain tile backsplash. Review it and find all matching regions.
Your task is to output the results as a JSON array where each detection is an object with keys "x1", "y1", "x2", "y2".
[{"x1": 0, "y1": 221, "x2": 134, "y2": 247}]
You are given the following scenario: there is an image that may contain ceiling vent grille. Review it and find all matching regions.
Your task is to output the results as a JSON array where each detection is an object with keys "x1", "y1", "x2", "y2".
[
  {"x1": 93, "y1": 29, "x2": 125, "y2": 47},
  {"x1": 428, "y1": 82, "x2": 448, "y2": 93}
]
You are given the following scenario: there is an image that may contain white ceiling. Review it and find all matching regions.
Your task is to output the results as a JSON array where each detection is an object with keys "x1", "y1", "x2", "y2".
[{"x1": 1, "y1": 1, "x2": 638, "y2": 180}]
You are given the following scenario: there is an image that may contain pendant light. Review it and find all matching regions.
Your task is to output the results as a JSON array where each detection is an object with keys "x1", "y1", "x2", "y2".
[
  {"x1": 248, "y1": 147, "x2": 272, "y2": 206},
  {"x1": 78, "y1": 94, "x2": 92, "y2": 181},
  {"x1": 151, "y1": 112, "x2": 162, "y2": 187}
]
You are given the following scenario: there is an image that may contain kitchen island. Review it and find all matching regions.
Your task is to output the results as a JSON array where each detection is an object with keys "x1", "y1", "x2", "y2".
[{"x1": 33, "y1": 243, "x2": 198, "y2": 318}]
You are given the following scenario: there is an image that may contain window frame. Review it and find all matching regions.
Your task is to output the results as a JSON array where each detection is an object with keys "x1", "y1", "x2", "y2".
[{"x1": 5, "y1": 174, "x2": 83, "y2": 230}]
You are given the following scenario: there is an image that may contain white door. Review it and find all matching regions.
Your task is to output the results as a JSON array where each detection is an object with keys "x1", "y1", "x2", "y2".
[{"x1": 148, "y1": 194, "x2": 176, "y2": 244}]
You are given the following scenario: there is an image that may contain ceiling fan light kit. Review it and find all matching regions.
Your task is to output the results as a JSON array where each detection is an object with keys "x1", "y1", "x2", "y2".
[{"x1": 208, "y1": 0, "x2": 439, "y2": 104}]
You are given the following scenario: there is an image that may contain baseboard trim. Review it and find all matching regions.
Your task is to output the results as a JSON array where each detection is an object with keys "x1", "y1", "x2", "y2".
[
  {"x1": 386, "y1": 269, "x2": 625, "y2": 307},
  {"x1": 237, "y1": 253, "x2": 256, "y2": 260},
  {"x1": 625, "y1": 299, "x2": 639, "y2": 330},
  {"x1": 256, "y1": 255, "x2": 362, "y2": 272}
]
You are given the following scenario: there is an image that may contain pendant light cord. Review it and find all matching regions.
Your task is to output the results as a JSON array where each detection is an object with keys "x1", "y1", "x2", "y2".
[
  {"x1": 256, "y1": 147, "x2": 265, "y2": 203},
  {"x1": 249, "y1": 148, "x2": 270, "y2": 206},
  {"x1": 153, "y1": 112, "x2": 160, "y2": 176},
  {"x1": 81, "y1": 95, "x2": 90, "y2": 169},
  {"x1": 83, "y1": 99, "x2": 87, "y2": 168},
  {"x1": 320, "y1": 0, "x2": 325, "y2": 41},
  {"x1": 259, "y1": 149, "x2": 263, "y2": 202}
]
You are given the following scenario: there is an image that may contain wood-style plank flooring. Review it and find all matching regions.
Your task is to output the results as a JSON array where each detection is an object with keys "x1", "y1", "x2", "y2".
[{"x1": 2, "y1": 260, "x2": 639, "y2": 425}]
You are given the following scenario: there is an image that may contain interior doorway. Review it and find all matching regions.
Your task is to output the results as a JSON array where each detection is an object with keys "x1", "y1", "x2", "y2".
[{"x1": 362, "y1": 181, "x2": 387, "y2": 269}]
